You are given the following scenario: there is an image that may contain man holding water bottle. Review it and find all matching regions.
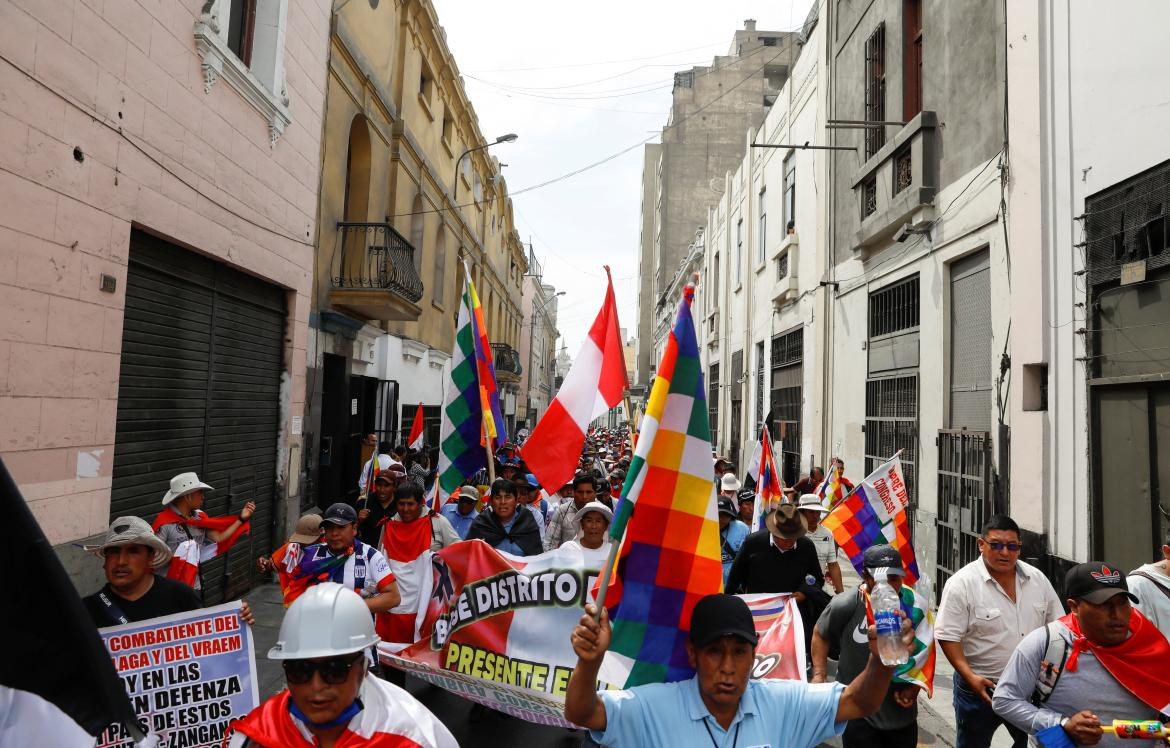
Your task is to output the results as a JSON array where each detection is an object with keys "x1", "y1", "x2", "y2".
[{"x1": 811, "y1": 545, "x2": 921, "y2": 748}]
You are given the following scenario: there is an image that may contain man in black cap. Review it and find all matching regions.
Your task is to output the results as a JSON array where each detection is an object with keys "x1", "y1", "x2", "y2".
[
  {"x1": 565, "y1": 594, "x2": 913, "y2": 746},
  {"x1": 811, "y1": 545, "x2": 921, "y2": 747},
  {"x1": 993, "y1": 561, "x2": 1170, "y2": 746},
  {"x1": 296, "y1": 503, "x2": 400, "y2": 613},
  {"x1": 736, "y1": 489, "x2": 756, "y2": 527}
]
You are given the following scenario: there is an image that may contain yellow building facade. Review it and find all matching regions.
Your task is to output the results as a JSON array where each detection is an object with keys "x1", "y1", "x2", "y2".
[{"x1": 307, "y1": 0, "x2": 527, "y2": 506}]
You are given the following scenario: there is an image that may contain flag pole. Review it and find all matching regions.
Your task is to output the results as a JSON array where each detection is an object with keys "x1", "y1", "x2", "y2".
[
  {"x1": 592, "y1": 533, "x2": 622, "y2": 619},
  {"x1": 484, "y1": 416, "x2": 496, "y2": 483}
]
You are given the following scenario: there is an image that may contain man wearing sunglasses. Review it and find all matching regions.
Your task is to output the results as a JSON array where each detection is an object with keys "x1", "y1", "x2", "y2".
[
  {"x1": 227, "y1": 583, "x2": 456, "y2": 747},
  {"x1": 936, "y1": 514, "x2": 1064, "y2": 748}
]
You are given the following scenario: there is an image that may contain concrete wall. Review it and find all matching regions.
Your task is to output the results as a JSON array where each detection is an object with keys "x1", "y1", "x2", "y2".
[
  {"x1": 633, "y1": 144, "x2": 661, "y2": 387},
  {"x1": 0, "y1": 0, "x2": 329, "y2": 571},
  {"x1": 1006, "y1": 0, "x2": 1170, "y2": 563}
]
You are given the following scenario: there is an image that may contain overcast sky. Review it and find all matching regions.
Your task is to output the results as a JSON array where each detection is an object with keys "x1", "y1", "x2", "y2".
[{"x1": 432, "y1": 0, "x2": 816, "y2": 357}]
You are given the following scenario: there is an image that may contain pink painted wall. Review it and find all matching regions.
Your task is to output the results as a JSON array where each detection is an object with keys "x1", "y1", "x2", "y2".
[{"x1": 0, "y1": 0, "x2": 330, "y2": 545}]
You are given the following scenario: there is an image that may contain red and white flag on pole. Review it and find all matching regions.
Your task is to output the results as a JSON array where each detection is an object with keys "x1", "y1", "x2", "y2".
[
  {"x1": 408, "y1": 403, "x2": 425, "y2": 450},
  {"x1": 522, "y1": 267, "x2": 628, "y2": 491}
]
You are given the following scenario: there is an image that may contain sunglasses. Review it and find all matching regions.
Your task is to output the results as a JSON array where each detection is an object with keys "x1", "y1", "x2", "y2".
[
  {"x1": 283, "y1": 654, "x2": 363, "y2": 685},
  {"x1": 984, "y1": 541, "x2": 1021, "y2": 553}
]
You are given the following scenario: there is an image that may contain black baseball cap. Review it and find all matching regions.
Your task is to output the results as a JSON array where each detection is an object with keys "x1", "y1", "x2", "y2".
[
  {"x1": 322, "y1": 502, "x2": 358, "y2": 526},
  {"x1": 863, "y1": 544, "x2": 906, "y2": 576},
  {"x1": 717, "y1": 496, "x2": 738, "y2": 518},
  {"x1": 689, "y1": 594, "x2": 758, "y2": 647},
  {"x1": 1065, "y1": 561, "x2": 1139, "y2": 605},
  {"x1": 737, "y1": 489, "x2": 756, "y2": 504}
]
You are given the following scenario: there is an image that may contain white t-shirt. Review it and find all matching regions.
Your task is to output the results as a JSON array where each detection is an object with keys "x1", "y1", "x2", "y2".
[
  {"x1": 559, "y1": 539, "x2": 611, "y2": 570},
  {"x1": 805, "y1": 524, "x2": 840, "y2": 572},
  {"x1": 1129, "y1": 562, "x2": 1170, "y2": 639}
]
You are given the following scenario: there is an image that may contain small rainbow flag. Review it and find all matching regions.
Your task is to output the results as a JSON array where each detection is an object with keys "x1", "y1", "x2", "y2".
[
  {"x1": 601, "y1": 277, "x2": 723, "y2": 687},
  {"x1": 822, "y1": 453, "x2": 920, "y2": 584},
  {"x1": 748, "y1": 426, "x2": 785, "y2": 532}
]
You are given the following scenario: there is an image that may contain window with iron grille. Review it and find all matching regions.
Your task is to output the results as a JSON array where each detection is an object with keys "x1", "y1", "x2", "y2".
[
  {"x1": 708, "y1": 363, "x2": 719, "y2": 446},
  {"x1": 894, "y1": 146, "x2": 912, "y2": 194},
  {"x1": 864, "y1": 23, "x2": 887, "y2": 159},
  {"x1": 903, "y1": 0, "x2": 923, "y2": 121},
  {"x1": 864, "y1": 377, "x2": 918, "y2": 508},
  {"x1": 674, "y1": 71, "x2": 693, "y2": 89},
  {"x1": 770, "y1": 327, "x2": 803, "y2": 485},
  {"x1": 776, "y1": 251, "x2": 789, "y2": 281},
  {"x1": 862, "y1": 176, "x2": 877, "y2": 219},
  {"x1": 868, "y1": 275, "x2": 920, "y2": 337},
  {"x1": 755, "y1": 341, "x2": 765, "y2": 429},
  {"x1": 399, "y1": 404, "x2": 442, "y2": 449}
]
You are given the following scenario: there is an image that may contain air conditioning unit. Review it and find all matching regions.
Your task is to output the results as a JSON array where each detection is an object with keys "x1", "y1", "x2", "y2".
[
  {"x1": 772, "y1": 250, "x2": 799, "y2": 306},
  {"x1": 706, "y1": 310, "x2": 719, "y2": 348}
]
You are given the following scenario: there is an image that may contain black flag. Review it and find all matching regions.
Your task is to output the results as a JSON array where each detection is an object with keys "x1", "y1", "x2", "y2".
[{"x1": 0, "y1": 457, "x2": 142, "y2": 743}]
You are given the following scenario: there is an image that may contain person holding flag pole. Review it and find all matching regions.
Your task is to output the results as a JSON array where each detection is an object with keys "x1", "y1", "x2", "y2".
[{"x1": 564, "y1": 274, "x2": 916, "y2": 747}]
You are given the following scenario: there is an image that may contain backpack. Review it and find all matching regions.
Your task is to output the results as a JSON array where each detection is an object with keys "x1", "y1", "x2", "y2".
[{"x1": 1031, "y1": 620, "x2": 1070, "y2": 706}]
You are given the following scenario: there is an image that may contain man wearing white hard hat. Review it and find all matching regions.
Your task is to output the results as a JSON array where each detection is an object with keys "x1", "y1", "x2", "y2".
[
  {"x1": 226, "y1": 583, "x2": 456, "y2": 747},
  {"x1": 799, "y1": 494, "x2": 844, "y2": 594},
  {"x1": 152, "y1": 471, "x2": 255, "y2": 592}
]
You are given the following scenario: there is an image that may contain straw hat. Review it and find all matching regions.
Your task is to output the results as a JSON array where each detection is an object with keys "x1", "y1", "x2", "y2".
[{"x1": 84, "y1": 516, "x2": 173, "y2": 568}]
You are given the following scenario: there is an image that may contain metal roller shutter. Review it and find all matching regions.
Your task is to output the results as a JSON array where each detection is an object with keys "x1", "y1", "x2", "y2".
[{"x1": 111, "y1": 230, "x2": 285, "y2": 604}]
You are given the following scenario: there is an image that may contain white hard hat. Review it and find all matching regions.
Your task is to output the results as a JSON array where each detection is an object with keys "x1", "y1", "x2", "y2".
[
  {"x1": 720, "y1": 472, "x2": 742, "y2": 492},
  {"x1": 268, "y1": 583, "x2": 380, "y2": 660},
  {"x1": 161, "y1": 472, "x2": 213, "y2": 505}
]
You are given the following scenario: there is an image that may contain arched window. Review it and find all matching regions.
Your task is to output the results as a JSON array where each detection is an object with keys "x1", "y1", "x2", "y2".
[
  {"x1": 409, "y1": 193, "x2": 425, "y2": 273},
  {"x1": 432, "y1": 226, "x2": 447, "y2": 306}
]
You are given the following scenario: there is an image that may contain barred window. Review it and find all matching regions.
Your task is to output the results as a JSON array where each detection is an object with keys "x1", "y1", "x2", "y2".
[
  {"x1": 864, "y1": 23, "x2": 887, "y2": 159},
  {"x1": 868, "y1": 275, "x2": 920, "y2": 337}
]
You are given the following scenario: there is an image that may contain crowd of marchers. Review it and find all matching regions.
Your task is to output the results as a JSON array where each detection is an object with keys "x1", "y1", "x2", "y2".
[{"x1": 77, "y1": 427, "x2": 1170, "y2": 747}]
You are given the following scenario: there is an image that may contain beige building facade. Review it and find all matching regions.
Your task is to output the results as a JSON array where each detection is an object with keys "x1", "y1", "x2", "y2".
[
  {"x1": 306, "y1": 0, "x2": 528, "y2": 505},
  {"x1": 0, "y1": 0, "x2": 330, "y2": 595}
]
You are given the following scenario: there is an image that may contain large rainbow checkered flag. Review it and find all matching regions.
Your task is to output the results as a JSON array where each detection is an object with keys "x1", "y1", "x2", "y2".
[
  {"x1": 596, "y1": 276, "x2": 723, "y2": 688},
  {"x1": 822, "y1": 453, "x2": 935, "y2": 695},
  {"x1": 434, "y1": 263, "x2": 506, "y2": 511}
]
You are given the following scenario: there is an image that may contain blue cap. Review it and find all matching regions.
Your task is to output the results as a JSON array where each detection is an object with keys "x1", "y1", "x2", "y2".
[{"x1": 524, "y1": 473, "x2": 541, "y2": 489}]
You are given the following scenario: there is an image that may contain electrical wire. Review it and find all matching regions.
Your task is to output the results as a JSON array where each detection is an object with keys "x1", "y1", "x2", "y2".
[{"x1": 466, "y1": 40, "x2": 731, "y2": 73}]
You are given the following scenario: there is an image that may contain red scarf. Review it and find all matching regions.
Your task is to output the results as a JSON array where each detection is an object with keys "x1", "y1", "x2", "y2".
[
  {"x1": 1061, "y1": 609, "x2": 1170, "y2": 712},
  {"x1": 153, "y1": 506, "x2": 251, "y2": 554},
  {"x1": 224, "y1": 691, "x2": 419, "y2": 747}
]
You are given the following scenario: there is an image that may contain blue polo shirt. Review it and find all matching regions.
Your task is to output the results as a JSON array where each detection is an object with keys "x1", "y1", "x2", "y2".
[
  {"x1": 590, "y1": 675, "x2": 846, "y2": 748},
  {"x1": 440, "y1": 502, "x2": 478, "y2": 539}
]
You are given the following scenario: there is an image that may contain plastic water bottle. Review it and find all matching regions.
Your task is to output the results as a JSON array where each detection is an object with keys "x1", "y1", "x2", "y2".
[{"x1": 872, "y1": 580, "x2": 909, "y2": 666}]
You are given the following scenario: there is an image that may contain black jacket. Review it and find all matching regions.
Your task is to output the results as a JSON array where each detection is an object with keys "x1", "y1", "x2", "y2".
[
  {"x1": 465, "y1": 506, "x2": 543, "y2": 556},
  {"x1": 725, "y1": 530, "x2": 824, "y2": 595}
]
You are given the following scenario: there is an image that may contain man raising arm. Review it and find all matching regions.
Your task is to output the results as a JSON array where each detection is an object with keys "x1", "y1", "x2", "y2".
[{"x1": 565, "y1": 594, "x2": 913, "y2": 746}]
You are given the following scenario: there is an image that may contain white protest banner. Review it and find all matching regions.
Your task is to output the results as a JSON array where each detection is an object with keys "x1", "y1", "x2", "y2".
[
  {"x1": 377, "y1": 540, "x2": 803, "y2": 726},
  {"x1": 96, "y1": 601, "x2": 258, "y2": 748}
]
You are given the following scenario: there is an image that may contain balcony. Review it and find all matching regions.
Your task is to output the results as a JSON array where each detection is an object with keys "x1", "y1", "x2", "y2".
[
  {"x1": 330, "y1": 222, "x2": 424, "y2": 321},
  {"x1": 849, "y1": 111, "x2": 939, "y2": 255},
  {"x1": 492, "y1": 343, "x2": 523, "y2": 384}
]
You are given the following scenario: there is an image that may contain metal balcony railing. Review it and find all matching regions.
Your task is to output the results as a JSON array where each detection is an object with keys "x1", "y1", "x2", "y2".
[
  {"x1": 333, "y1": 222, "x2": 424, "y2": 303},
  {"x1": 491, "y1": 343, "x2": 523, "y2": 376}
]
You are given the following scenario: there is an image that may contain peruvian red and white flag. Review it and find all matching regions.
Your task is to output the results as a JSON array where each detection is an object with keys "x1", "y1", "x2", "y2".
[
  {"x1": 375, "y1": 515, "x2": 437, "y2": 646},
  {"x1": 523, "y1": 267, "x2": 628, "y2": 491},
  {"x1": 408, "y1": 403, "x2": 426, "y2": 450},
  {"x1": 165, "y1": 538, "x2": 227, "y2": 587}
]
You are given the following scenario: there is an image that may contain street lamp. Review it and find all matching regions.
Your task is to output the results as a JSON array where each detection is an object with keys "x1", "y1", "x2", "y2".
[
  {"x1": 453, "y1": 133, "x2": 518, "y2": 204},
  {"x1": 526, "y1": 290, "x2": 565, "y2": 427}
]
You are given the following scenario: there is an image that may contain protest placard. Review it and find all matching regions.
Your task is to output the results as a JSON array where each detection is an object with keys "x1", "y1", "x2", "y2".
[{"x1": 96, "y1": 601, "x2": 258, "y2": 748}]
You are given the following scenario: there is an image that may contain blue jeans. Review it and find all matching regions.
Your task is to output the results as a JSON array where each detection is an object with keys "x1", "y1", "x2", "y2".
[{"x1": 953, "y1": 672, "x2": 1028, "y2": 748}]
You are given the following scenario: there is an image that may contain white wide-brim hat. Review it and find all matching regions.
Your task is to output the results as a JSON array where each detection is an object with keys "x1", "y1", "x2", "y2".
[
  {"x1": 162, "y1": 471, "x2": 213, "y2": 505},
  {"x1": 84, "y1": 515, "x2": 173, "y2": 568},
  {"x1": 797, "y1": 493, "x2": 830, "y2": 515},
  {"x1": 573, "y1": 500, "x2": 614, "y2": 526}
]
